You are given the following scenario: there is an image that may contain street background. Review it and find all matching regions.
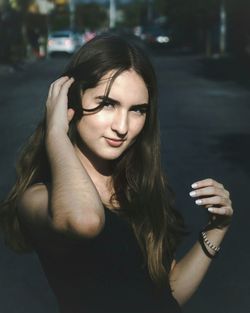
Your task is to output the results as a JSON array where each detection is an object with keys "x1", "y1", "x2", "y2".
[
  {"x1": 1, "y1": 0, "x2": 250, "y2": 312},
  {"x1": 0, "y1": 48, "x2": 249, "y2": 313}
]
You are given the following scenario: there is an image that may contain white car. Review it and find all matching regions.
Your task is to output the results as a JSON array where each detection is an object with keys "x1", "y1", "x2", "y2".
[{"x1": 47, "y1": 30, "x2": 82, "y2": 55}]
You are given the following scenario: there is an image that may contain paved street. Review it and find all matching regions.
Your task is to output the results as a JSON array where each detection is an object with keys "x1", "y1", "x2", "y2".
[{"x1": 0, "y1": 50, "x2": 249, "y2": 313}]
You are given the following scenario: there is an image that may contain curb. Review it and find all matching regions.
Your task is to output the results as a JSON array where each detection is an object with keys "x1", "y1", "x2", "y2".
[
  {"x1": 0, "y1": 64, "x2": 16, "y2": 76},
  {"x1": 0, "y1": 58, "x2": 37, "y2": 78}
]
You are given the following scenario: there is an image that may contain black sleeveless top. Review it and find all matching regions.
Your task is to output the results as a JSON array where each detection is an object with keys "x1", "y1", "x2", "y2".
[{"x1": 33, "y1": 207, "x2": 182, "y2": 313}]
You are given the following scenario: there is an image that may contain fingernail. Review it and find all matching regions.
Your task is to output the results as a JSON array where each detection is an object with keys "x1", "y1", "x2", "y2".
[
  {"x1": 192, "y1": 183, "x2": 198, "y2": 188},
  {"x1": 189, "y1": 191, "x2": 196, "y2": 197},
  {"x1": 208, "y1": 207, "x2": 214, "y2": 212},
  {"x1": 195, "y1": 199, "x2": 202, "y2": 205}
]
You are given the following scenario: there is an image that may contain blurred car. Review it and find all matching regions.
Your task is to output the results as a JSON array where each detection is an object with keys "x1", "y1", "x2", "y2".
[
  {"x1": 47, "y1": 30, "x2": 82, "y2": 56},
  {"x1": 140, "y1": 26, "x2": 172, "y2": 46}
]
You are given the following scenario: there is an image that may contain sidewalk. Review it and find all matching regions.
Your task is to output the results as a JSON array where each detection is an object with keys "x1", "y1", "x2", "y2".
[
  {"x1": 0, "y1": 57, "x2": 38, "y2": 78},
  {"x1": 0, "y1": 64, "x2": 16, "y2": 76},
  {"x1": 198, "y1": 54, "x2": 250, "y2": 88}
]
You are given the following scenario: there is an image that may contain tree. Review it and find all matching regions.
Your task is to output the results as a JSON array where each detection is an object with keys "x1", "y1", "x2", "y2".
[
  {"x1": 75, "y1": 3, "x2": 108, "y2": 31},
  {"x1": 120, "y1": 0, "x2": 146, "y2": 28},
  {"x1": 165, "y1": 0, "x2": 220, "y2": 55},
  {"x1": 10, "y1": 0, "x2": 33, "y2": 12},
  {"x1": 0, "y1": 0, "x2": 29, "y2": 63},
  {"x1": 226, "y1": 0, "x2": 250, "y2": 57}
]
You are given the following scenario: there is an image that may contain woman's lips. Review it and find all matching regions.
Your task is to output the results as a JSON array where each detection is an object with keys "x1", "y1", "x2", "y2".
[{"x1": 105, "y1": 137, "x2": 124, "y2": 147}]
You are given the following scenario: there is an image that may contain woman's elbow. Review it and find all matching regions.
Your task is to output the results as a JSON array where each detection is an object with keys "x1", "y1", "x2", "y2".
[
  {"x1": 170, "y1": 273, "x2": 192, "y2": 307},
  {"x1": 172, "y1": 291, "x2": 189, "y2": 307},
  {"x1": 52, "y1": 211, "x2": 105, "y2": 239},
  {"x1": 171, "y1": 283, "x2": 193, "y2": 307}
]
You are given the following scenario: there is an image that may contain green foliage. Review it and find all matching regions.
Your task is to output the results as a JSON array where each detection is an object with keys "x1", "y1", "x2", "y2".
[
  {"x1": 26, "y1": 13, "x2": 48, "y2": 34},
  {"x1": 226, "y1": 0, "x2": 250, "y2": 55},
  {"x1": 120, "y1": 0, "x2": 146, "y2": 27},
  {"x1": 166, "y1": 0, "x2": 219, "y2": 28},
  {"x1": 154, "y1": 0, "x2": 168, "y2": 14},
  {"x1": 75, "y1": 3, "x2": 108, "y2": 30},
  {"x1": 149, "y1": 0, "x2": 250, "y2": 55},
  {"x1": 163, "y1": 0, "x2": 221, "y2": 50},
  {"x1": 10, "y1": 0, "x2": 33, "y2": 12},
  {"x1": 50, "y1": 13, "x2": 70, "y2": 31}
]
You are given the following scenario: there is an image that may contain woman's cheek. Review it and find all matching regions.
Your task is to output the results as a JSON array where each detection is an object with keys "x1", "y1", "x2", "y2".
[
  {"x1": 95, "y1": 112, "x2": 113, "y2": 125},
  {"x1": 135, "y1": 118, "x2": 146, "y2": 134}
]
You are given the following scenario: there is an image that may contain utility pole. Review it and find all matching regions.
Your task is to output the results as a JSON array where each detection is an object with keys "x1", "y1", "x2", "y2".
[
  {"x1": 147, "y1": 0, "x2": 153, "y2": 24},
  {"x1": 109, "y1": 0, "x2": 116, "y2": 28},
  {"x1": 69, "y1": 0, "x2": 75, "y2": 30},
  {"x1": 219, "y1": 0, "x2": 227, "y2": 56}
]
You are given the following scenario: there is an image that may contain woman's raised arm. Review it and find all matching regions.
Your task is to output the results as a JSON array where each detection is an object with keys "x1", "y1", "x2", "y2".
[{"x1": 18, "y1": 77, "x2": 105, "y2": 239}]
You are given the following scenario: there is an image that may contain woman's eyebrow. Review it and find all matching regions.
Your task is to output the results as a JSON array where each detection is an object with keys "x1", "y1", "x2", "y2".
[
  {"x1": 130, "y1": 104, "x2": 149, "y2": 110},
  {"x1": 95, "y1": 96, "x2": 119, "y2": 104},
  {"x1": 95, "y1": 96, "x2": 149, "y2": 106}
]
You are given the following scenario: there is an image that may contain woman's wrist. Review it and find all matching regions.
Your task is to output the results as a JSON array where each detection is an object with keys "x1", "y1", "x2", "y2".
[
  {"x1": 205, "y1": 213, "x2": 232, "y2": 232},
  {"x1": 46, "y1": 126, "x2": 68, "y2": 139},
  {"x1": 45, "y1": 127, "x2": 71, "y2": 152},
  {"x1": 199, "y1": 222, "x2": 229, "y2": 259},
  {"x1": 198, "y1": 231, "x2": 219, "y2": 259}
]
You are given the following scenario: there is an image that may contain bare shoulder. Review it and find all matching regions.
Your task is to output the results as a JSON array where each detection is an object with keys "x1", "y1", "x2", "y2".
[
  {"x1": 18, "y1": 183, "x2": 49, "y2": 212},
  {"x1": 18, "y1": 183, "x2": 74, "y2": 251},
  {"x1": 17, "y1": 183, "x2": 50, "y2": 227}
]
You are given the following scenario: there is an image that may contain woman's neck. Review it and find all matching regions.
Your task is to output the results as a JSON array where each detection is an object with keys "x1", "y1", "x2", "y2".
[
  {"x1": 73, "y1": 143, "x2": 116, "y2": 207},
  {"x1": 74, "y1": 144, "x2": 112, "y2": 176},
  {"x1": 74, "y1": 143, "x2": 122, "y2": 209}
]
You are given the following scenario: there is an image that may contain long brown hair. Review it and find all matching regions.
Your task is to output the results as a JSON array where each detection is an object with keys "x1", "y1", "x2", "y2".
[{"x1": 0, "y1": 34, "x2": 186, "y2": 287}]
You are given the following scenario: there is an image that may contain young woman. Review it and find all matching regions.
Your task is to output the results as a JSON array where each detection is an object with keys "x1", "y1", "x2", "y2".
[{"x1": 0, "y1": 34, "x2": 233, "y2": 313}]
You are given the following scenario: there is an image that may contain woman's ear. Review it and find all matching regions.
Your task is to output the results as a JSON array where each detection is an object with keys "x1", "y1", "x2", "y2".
[{"x1": 67, "y1": 108, "x2": 75, "y2": 122}]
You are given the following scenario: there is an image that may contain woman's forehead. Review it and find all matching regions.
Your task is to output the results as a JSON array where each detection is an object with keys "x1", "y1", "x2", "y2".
[
  {"x1": 97, "y1": 69, "x2": 147, "y2": 92},
  {"x1": 97, "y1": 70, "x2": 117, "y2": 86},
  {"x1": 81, "y1": 69, "x2": 148, "y2": 103}
]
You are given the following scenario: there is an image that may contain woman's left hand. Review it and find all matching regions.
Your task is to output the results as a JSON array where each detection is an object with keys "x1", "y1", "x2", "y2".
[{"x1": 189, "y1": 178, "x2": 233, "y2": 229}]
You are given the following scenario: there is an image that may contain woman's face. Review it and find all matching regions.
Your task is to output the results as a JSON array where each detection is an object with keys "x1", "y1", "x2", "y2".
[{"x1": 76, "y1": 69, "x2": 149, "y2": 161}]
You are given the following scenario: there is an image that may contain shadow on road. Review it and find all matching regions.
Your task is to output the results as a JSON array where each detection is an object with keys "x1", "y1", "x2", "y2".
[
  {"x1": 195, "y1": 56, "x2": 250, "y2": 89},
  {"x1": 148, "y1": 45, "x2": 195, "y2": 57},
  {"x1": 149, "y1": 46, "x2": 250, "y2": 89}
]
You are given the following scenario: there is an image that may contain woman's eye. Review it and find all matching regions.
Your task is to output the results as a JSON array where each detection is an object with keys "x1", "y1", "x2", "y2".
[
  {"x1": 100, "y1": 100, "x2": 115, "y2": 109},
  {"x1": 132, "y1": 107, "x2": 148, "y2": 115}
]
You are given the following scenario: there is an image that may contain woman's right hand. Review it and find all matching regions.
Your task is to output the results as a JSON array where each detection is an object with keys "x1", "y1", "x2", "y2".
[{"x1": 46, "y1": 76, "x2": 75, "y2": 134}]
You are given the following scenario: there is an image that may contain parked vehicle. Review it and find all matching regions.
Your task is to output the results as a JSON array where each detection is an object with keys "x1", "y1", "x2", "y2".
[
  {"x1": 140, "y1": 26, "x2": 172, "y2": 46},
  {"x1": 47, "y1": 30, "x2": 82, "y2": 56}
]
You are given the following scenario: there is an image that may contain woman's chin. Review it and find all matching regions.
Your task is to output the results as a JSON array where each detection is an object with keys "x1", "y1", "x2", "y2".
[{"x1": 99, "y1": 152, "x2": 124, "y2": 161}]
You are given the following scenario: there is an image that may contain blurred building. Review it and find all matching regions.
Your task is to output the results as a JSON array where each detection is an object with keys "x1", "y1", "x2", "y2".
[
  {"x1": 53, "y1": 0, "x2": 67, "y2": 10},
  {"x1": 28, "y1": 0, "x2": 54, "y2": 14}
]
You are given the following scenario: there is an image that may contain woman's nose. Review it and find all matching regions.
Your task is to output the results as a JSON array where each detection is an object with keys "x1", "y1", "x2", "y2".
[{"x1": 111, "y1": 110, "x2": 128, "y2": 137}]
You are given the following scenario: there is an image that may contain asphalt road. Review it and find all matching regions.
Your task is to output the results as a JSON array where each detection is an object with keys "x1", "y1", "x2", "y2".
[{"x1": 0, "y1": 50, "x2": 249, "y2": 313}]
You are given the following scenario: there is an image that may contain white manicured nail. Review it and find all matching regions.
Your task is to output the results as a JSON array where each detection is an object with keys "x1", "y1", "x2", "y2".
[
  {"x1": 192, "y1": 183, "x2": 198, "y2": 188},
  {"x1": 189, "y1": 191, "x2": 196, "y2": 197},
  {"x1": 195, "y1": 199, "x2": 202, "y2": 205},
  {"x1": 208, "y1": 207, "x2": 214, "y2": 212}
]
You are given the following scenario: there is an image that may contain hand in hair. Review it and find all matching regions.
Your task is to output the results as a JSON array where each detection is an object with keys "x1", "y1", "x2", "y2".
[
  {"x1": 46, "y1": 76, "x2": 75, "y2": 134},
  {"x1": 41, "y1": 76, "x2": 105, "y2": 238}
]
